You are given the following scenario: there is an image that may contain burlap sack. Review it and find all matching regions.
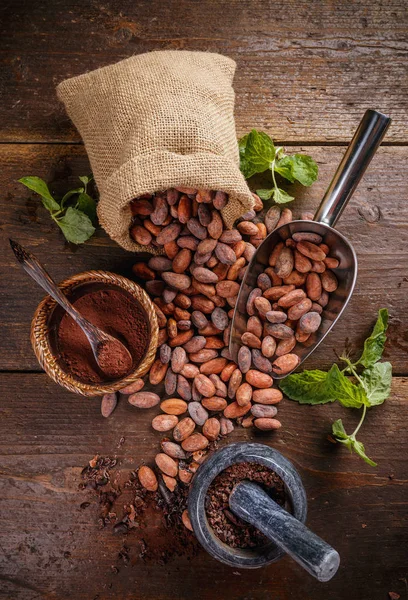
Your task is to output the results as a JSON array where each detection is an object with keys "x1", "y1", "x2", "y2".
[{"x1": 57, "y1": 51, "x2": 254, "y2": 252}]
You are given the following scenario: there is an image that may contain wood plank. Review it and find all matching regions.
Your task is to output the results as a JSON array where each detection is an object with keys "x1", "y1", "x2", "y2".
[
  {"x1": 1, "y1": 143, "x2": 407, "y2": 373},
  {"x1": 0, "y1": 373, "x2": 406, "y2": 599},
  {"x1": 0, "y1": 0, "x2": 407, "y2": 143}
]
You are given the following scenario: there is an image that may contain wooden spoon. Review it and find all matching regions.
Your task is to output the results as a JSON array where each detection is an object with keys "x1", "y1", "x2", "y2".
[{"x1": 10, "y1": 239, "x2": 133, "y2": 380}]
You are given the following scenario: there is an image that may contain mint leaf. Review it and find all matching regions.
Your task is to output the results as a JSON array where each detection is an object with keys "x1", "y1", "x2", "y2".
[
  {"x1": 78, "y1": 175, "x2": 92, "y2": 186},
  {"x1": 331, "y1": 419, "x2": 377, "y2": 467},
  {"x1": 274, "y1": 187, "x2": 295, "y2": 204},
  {"x1": 240, "y1": 156, "x2": 259, "y2": 179},
  {"x1": 19, "y1": 176, "x2": 60, "y2": 213},
  {"x1": 356, "y1": 308, "x2": 389, "y2": 368},
  {"x1": 351, "y1": 439, "x2": 377, "y2": 467},
  {"x1": 61, "y1": 188, "x2": 84, "y2": 207},
  {"x1": 56, "y1": 207, "x2": 95, "y2": 244},
  {"x1": 77, "y1": 192, "x2": 97, "y2": 223},
  {"x1": 360, "y1": 361, "x2": 392, "y2": 406},
  {"x1": 275, "y1": 154, "x2": 318, "y2": 187},
  {"x1": 256, "y1": 188, "x2": 275, "y2": 201},
  {"x1": 326, "y1": 364, "x2": 369, "y2": 408},
  {"x1": 332, "y1": 419, "x2": 349, "y2": 441},
  {"x1": 280, "y1": 369, "x2": 335, "y2": 404},
  {"x1": 244, "y1": 130, "x2": 275, "y2": 174},
  {"x1": 238, "y1": 134, "x2": 249, "y2": 157}
]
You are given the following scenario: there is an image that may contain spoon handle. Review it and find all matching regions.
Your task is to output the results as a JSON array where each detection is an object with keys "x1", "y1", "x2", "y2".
[
  {"x1": 9, "y1": 240, "x2": 97, "y2": 339},
  {"x1": 229, "y1": 481, "x2": 340, "y2": 582},
  {"x1": 314, "y1": 109, "x2": 391, "y2": 228}
]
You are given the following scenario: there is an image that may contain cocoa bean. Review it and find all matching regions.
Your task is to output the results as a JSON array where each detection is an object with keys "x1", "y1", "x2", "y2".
[
  {"x1": 237, "y1": 345, "x2": 252, "y2": 373},
  {"x1": 138, "y1": 466, "x2": 158, "y2": 492},
  {"x1": 194, "y1": 374, "x2": 216, "y2": 397},
  {"x1": 164, "y1": 368, "x2": 177, "y2": 395},
  {"x1": 120, "y1": 379, "x2": 144, "y2": 395},
  {"x1": 251, "y1": 404, "x2": 278, "y2": 418},
  {"x1": 129, "y1": 391, "x2": 161, "y2": 409},
  {"x1": 173, "y1": 417, "x2": 196, "y2": 442},
  {"x1": 186, "y1": 402, "x2": 208, "y2": 426},
  {"x1": 253, "y1": 388, "x2": 283, "y2": 404},
  {"x1": 171, "y1": 347, "x2": 188, "y2": 373},
  {"x1": 254, "y1": 418, "x2": 282, "y2": 431},
  {"x1": 101, "y1": 393, "x2": 117, "y2": 418},
  {"x1": 202, "y1": 417, "x2": 221, "y2": 441},
  {"x1": 182, "y1": 433, "x2": 209, "y2": 452},
  {"x1": 161, "y1": 440, "x2": 187, "y2": 460},
  {"x1": 176, "y1": 375, "x2": 192, "y2": 401},
  {"x1": 152, "y1": 414, "x2": 179, "y2": 432},
  {"x1": 155, "y1": 453, "x2": 178, "y2": 477},
  {"x1": 160, "y1": 398, "x2": 188, "y2": 415},
  {"x1": 251, "y1": 349, "x2": 273, "y2": 373}
]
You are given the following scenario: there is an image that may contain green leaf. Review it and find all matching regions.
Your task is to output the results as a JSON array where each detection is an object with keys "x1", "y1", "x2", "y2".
[
  {"x1": 256, "y1": 188, "x2": 275, "y2": 201},
  {"x1": 275, "y1": 154, "x2": 318, "y2": 187},
  {"x1": 77, "y1": 192, "x2": 97, "y2": 223},
  {"x1": 61, "y1": 188, "x2": 84, "y2": 207},
  {"x1": 331, "y1": 419, "x2": 377, "y2": 466},
  {"x1": 351, "y1": 439, "x2": 377, "y2": 467},
  {"x1": 238, "y1": 134, "x2": 249, "y2": 157},
  {"x1": 274, "y1": 187, "x2": 295, "y2": 204},
  {"x1": 360, "y1": 361, "x2": 392, "y2": 406},
  {"x1": 240, "y1": 156, "x2": 258, "y2": 180},
  {"x1": 56, "y1": 207, "x2": 95, "y2": 244},
  {"x1": 332, "y1": 419, "x2": 349, "y2": 441},
  {"x1": 326, "y1": 364, "x2": 369, "y2": 408},
  {"x1": 244, "y1": 130, "x2": 276, "y2": 173},
  {"x1": 356, "y1": 308, "x2": 389, "y2": 368},
  {"x1": 19, "y1": 176, "x2": 60, "y2": 213},
  {"x1": 280, "y1": 369, "x2": 335, "y2": 404},
  {"x1": 78, "y1": 175, "x2": 92, "y2": 186}
]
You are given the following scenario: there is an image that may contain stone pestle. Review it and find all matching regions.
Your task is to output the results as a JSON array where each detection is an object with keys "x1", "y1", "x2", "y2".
[{"x1": 229, "y1": 480, "x2": 340, "y2": 582}]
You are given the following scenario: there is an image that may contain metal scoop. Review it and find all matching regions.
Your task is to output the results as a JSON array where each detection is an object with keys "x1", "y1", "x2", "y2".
[{"x1": 230, "y1": 109, "x2": 391, "y2": 378}]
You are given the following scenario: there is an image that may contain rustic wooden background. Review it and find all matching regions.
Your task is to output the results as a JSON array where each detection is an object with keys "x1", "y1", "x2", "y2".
[{"x1": 0, "y1": 1, "x2": 407, "y2": 599}]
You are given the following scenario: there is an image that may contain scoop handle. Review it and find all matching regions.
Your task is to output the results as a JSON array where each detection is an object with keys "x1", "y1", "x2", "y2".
[
  {"x1": 314, "y1": 109, "x2": 391, "y2": 228},
  {"x1": 229, "y1": 481, "x2": 340, "y2": 582}
]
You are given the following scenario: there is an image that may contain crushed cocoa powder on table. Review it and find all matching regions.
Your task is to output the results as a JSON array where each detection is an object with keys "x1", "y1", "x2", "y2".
[
  {"x1": 206, "y1": 462, "x2": 287, "y2": 549},
  {"x1": 80, "y1": 455, "x2": 200, "y2": 566},
  {"x1": 58, "y1": 289, "x2": 149, "y2": 383}
]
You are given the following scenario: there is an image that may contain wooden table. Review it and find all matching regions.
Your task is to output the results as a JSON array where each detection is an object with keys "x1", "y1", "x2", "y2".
[{"x1": 1, "y1": 1, "x2": 407, "y2": 598}]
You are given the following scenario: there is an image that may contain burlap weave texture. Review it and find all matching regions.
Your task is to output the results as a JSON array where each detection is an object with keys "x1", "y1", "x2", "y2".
[{"x1": 57, "y1": 51, "x2": 254, "y2": 252}]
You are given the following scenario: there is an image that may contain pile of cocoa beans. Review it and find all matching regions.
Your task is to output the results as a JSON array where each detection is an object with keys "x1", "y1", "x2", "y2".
[
  {"x1": 100, "y1": 188, "x2": 337, "y2": 521},
  {"x1": 243, "y1": 230, "x2": 339, "y2": 376}
]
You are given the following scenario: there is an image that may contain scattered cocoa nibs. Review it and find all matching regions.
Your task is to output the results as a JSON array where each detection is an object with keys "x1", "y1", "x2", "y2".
[
  {"x1": 118, "y1": 545, "x2": 130, "y2": 564},
  {"x1": 80, "y1": 454, "x2": 200, "y2": 565},
  {"x1": 206, "y1": 462, "x2": 287, "y2": 549}
]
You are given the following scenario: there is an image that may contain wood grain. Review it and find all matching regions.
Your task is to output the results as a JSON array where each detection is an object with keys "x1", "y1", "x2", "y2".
[
  {"x1": 0, "y1": 0, "x2": 407, "y2": 143},
  {"x1": 1, "y1": 143, "x2": 407, "y2": 373},
  {"x1": 1, "y1": 2, "x2": 407, "y2": 598},
  {"x1": 0, "y1": 373, "x2": 406, "y2": 600}
]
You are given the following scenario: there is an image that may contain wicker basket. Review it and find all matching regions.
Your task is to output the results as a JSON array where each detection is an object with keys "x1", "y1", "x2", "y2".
[{"x1": 31, "y1": 270, "x2": 158, "y2": 397}]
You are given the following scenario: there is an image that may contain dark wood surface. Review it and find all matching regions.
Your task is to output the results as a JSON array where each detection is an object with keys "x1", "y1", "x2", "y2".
[{"x1": 0, "y1": 1, "x2": 407, "y2": 599}]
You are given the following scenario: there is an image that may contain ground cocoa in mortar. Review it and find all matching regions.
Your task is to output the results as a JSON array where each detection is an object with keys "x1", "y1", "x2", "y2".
[
  {"x1": 206, "y1": 462, "x2": 287, "y2": 549},
  {"x1": 57, "y1": 289, "x2": 149, "y2": 383}
]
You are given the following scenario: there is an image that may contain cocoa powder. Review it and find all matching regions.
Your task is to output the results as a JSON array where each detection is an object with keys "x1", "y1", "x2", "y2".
[
  {"x1": 206, "y1": 462, "x2": 287, "y2": 548},
  {"x1": 57, "y1": 289, "x2": 149, "y2": 383}
]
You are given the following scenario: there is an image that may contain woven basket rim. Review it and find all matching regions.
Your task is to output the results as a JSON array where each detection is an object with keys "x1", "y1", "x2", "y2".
[{"x1": 31, "y1": 270, "x2": 158, "y2": 397}]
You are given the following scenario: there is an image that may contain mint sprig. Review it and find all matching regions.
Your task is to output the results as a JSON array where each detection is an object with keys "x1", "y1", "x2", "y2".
[
  {"x1": 280, "y1": 309, "x2": 391, "y2": 467},
  {"x1": 239, "y1": 130, "x2": 318, "y2": 205},
  {"x1": 19, "y1": 175, "x2": 96, "y2": 244}
]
